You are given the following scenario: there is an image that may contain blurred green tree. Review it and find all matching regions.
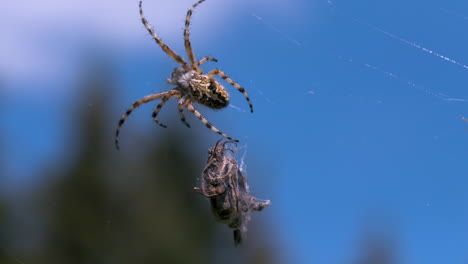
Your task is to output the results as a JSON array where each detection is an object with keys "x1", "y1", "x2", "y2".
[
  {"x1": 0, "y1": 81, "x2": 18, "y2": 264},
  {"x1": 351, "y1": 224, "x2": 398, "y2": 264},
  {"x1": 15, "y1": 57, "x2": 276, "y2": 264}
]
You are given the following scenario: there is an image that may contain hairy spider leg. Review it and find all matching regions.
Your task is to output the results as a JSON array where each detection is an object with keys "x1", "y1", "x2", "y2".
[
  {"x1": 185, "y1": 101, "x2": 238, "y2": 142},
  {"x1": 184, "y1": 0, "x2": 207, "y2": 68},
  {"x1": 151, "y1": 93, "x2": 174, "y2": 128},
  {"x1": 207, "y1": 69, "x2": 254, "y2": 113},
  {"x1": 194, "y1": 56, "x2": 218, "y2": 70},
  {"x1": 139, "y1": 1, "x2": 190, "y2": 71},
  {"x1": 177, "y1": 97, "x2": 191, "y2": 127},
  {"x1": 115, "y1": 90, "x2": 181, "y2": 150}
]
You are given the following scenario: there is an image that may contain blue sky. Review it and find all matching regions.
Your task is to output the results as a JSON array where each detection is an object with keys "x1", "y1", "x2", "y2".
[{"x1": 3, "y1": 0, "x2": 468, "y2": 263}]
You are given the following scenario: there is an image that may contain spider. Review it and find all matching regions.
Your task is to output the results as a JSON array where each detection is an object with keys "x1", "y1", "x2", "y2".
[{"x1": 115, "y1": 0, "x2": 253, "y2": 150}]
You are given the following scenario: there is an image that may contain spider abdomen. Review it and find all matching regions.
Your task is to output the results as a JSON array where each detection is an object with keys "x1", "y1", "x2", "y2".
[{"x1": 190, "y1": 76, "x2": 229, "y2": 109}]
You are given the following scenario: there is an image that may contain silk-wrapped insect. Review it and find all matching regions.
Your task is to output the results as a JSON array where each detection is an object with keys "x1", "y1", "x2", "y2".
[{"x1": 194, "y1": 140, "x2": 270, "y2": 246}]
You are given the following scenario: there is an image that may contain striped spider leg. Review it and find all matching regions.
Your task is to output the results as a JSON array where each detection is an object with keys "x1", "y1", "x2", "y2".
[{"x1": 115, "y1": 89, "x2": 182, "y2": 150}]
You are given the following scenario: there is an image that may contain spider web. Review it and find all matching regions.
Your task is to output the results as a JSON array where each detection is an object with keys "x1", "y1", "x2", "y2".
[
  {"x1": 248, "y1": 1, "x2": 468, "y2": 110},
  {"x1": 325, "y1": 0, "x2": 468, "y2": 106}
]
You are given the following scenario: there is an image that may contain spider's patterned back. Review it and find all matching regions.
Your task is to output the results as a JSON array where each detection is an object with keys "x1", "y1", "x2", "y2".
[{"x1": 190, "y1": 76, "x2": 230, "y2": 109}]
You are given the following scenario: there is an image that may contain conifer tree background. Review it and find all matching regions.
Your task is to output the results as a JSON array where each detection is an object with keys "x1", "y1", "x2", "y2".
[
  {"x1": 1, "y1": 59, "x2": 277, "y2": 264},
  {"x1": 0, "y1": 56, "x2": 398, "y2": 264}
]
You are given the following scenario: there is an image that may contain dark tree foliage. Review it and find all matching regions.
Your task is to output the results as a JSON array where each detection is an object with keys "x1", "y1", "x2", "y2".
[
  {"x1": 6, "y1": 59, "x2": 276, "y2": 264},
  {"x1": 0, "y1": 86, "x2": 19, "y2": 264},
  {"x1": 351, "y1": 228, "x2": 398, "y2": 264},
  {"x1": 0, "y1": 201, "x2": 13, "y2": 264}
]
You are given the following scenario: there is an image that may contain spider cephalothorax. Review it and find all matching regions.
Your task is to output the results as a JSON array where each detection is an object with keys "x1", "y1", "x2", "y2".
[{"x1": 115, "y1": 0, "x2": 253, "y2": 149}]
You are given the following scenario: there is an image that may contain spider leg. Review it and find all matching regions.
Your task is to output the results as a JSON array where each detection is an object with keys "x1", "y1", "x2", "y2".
[
  {"x1": 207, "y1": 69, "x2": 254, "y2": 113},
  {"x1": 115, "y1": 90, "x2": 181, "y2": 150},
  {"x1": 185, "y1": 101, "x2": 238, "y2": 142},
  {"x1": 177, "y1": 97, "x2": 191, "y2": 128},
  {"x1": 151, "y1": 94, "x2": 172, "y2": 128},
  {"x1": 184, "y1": 0, "x2": 206, "y2": 67},
  {"x1": 140, "y1": 1, "x2": 190, "y2": 71},
  {"x1": 193, "y1": 56, "x2": 218, "y2": 73}
]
